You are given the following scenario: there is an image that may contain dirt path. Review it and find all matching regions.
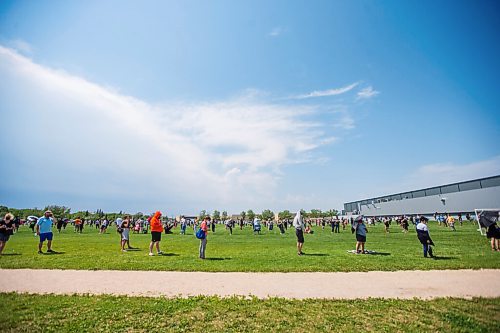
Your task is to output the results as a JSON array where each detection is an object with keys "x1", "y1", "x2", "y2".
[{"x1": 1, "y1": 269, "x2": 499, "y2": 299}]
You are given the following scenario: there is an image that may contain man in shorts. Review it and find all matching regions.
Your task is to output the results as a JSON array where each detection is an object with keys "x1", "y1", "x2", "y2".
[
  {"x1": 36, "y1": 210, "x2": 55, "y2": 254},
  {"x1": 149, "y1": 211, "x2": 164, "y2": 256},
  {"x1": 293, "y1": 211, "x2": 305, "y2": 256}
]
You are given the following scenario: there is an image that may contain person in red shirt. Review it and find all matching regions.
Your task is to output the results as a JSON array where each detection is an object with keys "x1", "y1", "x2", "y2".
[{"x1": 149, "y1": 211, "x2": 164, "y2": 256}]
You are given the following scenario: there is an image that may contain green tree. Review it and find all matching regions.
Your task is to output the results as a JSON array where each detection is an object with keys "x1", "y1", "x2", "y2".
[
  {"x1": 199, "y1": 210, "x2": 207, "y2": 220},
  {"x1": 212, "y1": 210, "x2": 220, "y2": 221},
  {"x1": 247, "y1": 209, "x2": 255, "y2": 221},
  {"x1": 309, "y1": 209, "x2": 322, "y2": 218},
  {"x1": 44, "y1": 205, "x2": 71, "y2": 219},
  {"x1": 222, "y1": 211, "x2": 228, "y2": 220},
  {"x1": 325, "y1": 209, "x2": 338, "y2": 217},
  {"x1": 240, "y1": 211, "x2": 246, "y2": 221},
  {"x1": 278, "y1": 210, "x2": 293, "y2": 220},
  {"x1": 261, "y1": 209, "x2": 274, "y2": 221}
]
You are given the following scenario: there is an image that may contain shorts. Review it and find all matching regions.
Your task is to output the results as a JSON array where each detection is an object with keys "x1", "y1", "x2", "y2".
[
  {"x1": 356, "y1": 234, "x2": 366, "y2": 243},
  {"x1": 151, "y1": 231, "x2": 162, "y2": 242},
  {"x1": 295, "y1": 229, "x2": 304, "y2": 243},
  {"x1": 0, "y1": 233, "x2": 10, "y2": 242},
  {"x1": 121, "y1": 229, "x2": 130, "y2": 241},
  {"x1": 39, "y1": 232, "x2": 53, "y2": 242}
]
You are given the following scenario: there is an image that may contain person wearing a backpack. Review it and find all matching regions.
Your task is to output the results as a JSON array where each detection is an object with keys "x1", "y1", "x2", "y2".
[{"x1": 199, "y1": 216, "x2": 210, "y2": 259}]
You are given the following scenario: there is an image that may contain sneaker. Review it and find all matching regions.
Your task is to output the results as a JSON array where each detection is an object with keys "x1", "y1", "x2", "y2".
[
  {"x1": 122, "y1": 249, "x2": 127, "y2": 252},
  {"x1": 157, "y1": 251, "x2": 164, "y2": 255},
  {"x1": 149, "y1": 253, "x2": 154, "y2": 256},
  {"x1": 38, "y1": 250, "x2": 43, "y2": 254},
  {"x1": 47, "y1": 249, "x2": 55, "y2": 253}
]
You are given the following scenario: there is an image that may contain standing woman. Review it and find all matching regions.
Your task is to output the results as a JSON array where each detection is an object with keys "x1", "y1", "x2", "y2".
[
  {"x1": 120, "y1": 215, "x2": 132, "y2": 252},
  {"x1": 293, "y1": 211, "x2": 305, "y2": 256},
  {"x1": 0, "y1": 213, "x2": 15, "y2": 255},
  {"x1": 352, "y1": 216, "x2": 368, "y2": 254},
  {"x1": 199, "y1": 216, "x2": 210, "y2": 259},
  {"x1": 149, "y1": 211, "x2": 164, "y2": 256},
  {"x1": 416, "y1": 216, "x2": 435, "y2": 258}
]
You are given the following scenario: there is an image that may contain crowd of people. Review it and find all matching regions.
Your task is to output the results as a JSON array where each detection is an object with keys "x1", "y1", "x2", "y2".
[{"x1": 0, "y1": 209, "x2": 498, "y2": 258}]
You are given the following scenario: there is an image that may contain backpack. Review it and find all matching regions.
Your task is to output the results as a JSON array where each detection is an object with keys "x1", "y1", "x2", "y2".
[{"x1": 195, "y1": 227, "x2": 205, "y2": 239}]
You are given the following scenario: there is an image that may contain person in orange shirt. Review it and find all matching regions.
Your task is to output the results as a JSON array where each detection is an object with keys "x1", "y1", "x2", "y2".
[
  {"x1": 149, "y1": 211, "x2": 164, "y2": 256},
  {"x1": 74, "y1": 217, "x2": 83, "y2": 234}
]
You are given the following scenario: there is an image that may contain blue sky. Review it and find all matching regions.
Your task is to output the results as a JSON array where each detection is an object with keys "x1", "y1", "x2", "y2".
[{"x1": 0, "y1": 0, "x2": 499, "y2": 216}]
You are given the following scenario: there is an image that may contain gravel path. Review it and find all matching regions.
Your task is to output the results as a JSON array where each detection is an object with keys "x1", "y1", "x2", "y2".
[{"x1": 1, "y1": 269, "x2": 499, "y2": 299}]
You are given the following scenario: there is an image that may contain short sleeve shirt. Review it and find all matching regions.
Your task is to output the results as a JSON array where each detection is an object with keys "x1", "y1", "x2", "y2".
[{"x1": 37, "y1": 217, "x2": 53, "y2": 234}]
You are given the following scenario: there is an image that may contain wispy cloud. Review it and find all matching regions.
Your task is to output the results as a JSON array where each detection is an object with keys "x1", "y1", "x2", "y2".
[
  {"x1": 7, "y1": 39, "x2": 33, "y2": 55},
  {"x1": 409, "y1": 156, "x2": 500, "y2": 188},
  {"x1": 357, "y1": 86, "x2": 379, "y2": 100},
  {"x1": 293, "y1": 82, "x2": 359, "y2": 99},
  {"x1": 0, "y1": 45, "x2": 344, "y2": 213},
  {"x1": 268, "y1": 27, "x2": 285, "y2": 37}
]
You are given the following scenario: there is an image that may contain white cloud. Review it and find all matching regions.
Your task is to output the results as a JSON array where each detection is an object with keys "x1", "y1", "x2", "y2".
[
  {"x1": 357, "y1": 86, "x2": 379, "y2": 100},
  {"x1": 268, "y1": 27, "x2": 284, "y2": 37},
  {"x1": 408, "y1": 156, "x2": 500, "y2": 188},
  {"x1": 293, "y1": 82, "x2": 359, "y2": 99},
  {"x1": 0, "y1": 45, "x2": 344, "y2": 214}
]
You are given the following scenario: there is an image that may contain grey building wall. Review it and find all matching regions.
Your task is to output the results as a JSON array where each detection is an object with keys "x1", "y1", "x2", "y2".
[{"x1": 359, "y1": 186, "x2": 500, "y2": 216}]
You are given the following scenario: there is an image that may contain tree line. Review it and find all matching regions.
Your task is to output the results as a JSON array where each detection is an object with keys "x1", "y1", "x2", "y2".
[{"x1": 0, "y1": 205, "x2": 339, "y2": 221}]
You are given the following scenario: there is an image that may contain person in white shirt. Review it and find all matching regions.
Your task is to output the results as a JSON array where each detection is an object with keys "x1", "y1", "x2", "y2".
[
  {"x1": 416, "y1": 216, "x2": 434, "y2": 258},
  {"x1": 293, "y1": 211, "x2": 305, "y2": 256}
]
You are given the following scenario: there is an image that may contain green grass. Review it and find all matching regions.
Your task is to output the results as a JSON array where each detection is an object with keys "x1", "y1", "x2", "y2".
[
  {"x1": 0, "y1": 293, "x2": 498, "y2": 332},
  {"x1": 0, "y1": 222, "x2": 498, "y2": 272}
]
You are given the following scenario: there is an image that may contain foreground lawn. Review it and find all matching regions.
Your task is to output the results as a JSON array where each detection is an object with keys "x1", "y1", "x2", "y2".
[
  {"x1": 0, "y1": 222, "x2": 498, "y2": 272},
  {"x1": 0, "y1": 293, "x2": 498, "y2": 332}
]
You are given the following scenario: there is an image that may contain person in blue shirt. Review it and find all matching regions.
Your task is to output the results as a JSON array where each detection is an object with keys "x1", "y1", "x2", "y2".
[{"x1": 36, "y1": 210, "x2": 55, "y2": 254}]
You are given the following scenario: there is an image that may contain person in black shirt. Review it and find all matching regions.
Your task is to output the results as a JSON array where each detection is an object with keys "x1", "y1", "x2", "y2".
[{"x1": 0, "y1": 213, "x2": 15, "y2": 254}]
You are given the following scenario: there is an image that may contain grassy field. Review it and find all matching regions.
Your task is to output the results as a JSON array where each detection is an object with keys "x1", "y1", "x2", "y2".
[
  {"x1": 0, "y1": 293, "x2": 498, "y2": 332},
  {"x1": 0, "y1": 222, "x2": 498, "y2": 272}
]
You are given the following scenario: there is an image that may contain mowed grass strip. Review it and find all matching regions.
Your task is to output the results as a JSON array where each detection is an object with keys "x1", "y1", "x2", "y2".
[
  {"x1": 0, "y1": 293, "x2": 498, "y2": 333},
  {"x1": 0, "y1": 222, "x2": 498, "y2": 272}
]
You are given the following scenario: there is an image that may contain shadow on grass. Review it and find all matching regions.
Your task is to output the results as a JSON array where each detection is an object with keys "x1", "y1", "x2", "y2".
[
  {"x1": 43, "y1": 251, "x2": 65, "y2": 255},
  {"x1": 125, "y1": 248, "x2": 141, "y2": 252},
  {"x1": 366, "y1": 252, "x2": 391, "y2": 256},
  {"x1": 1, "y1": 253, "x2": 22, "y2": 256},
  {"x1": 303, "y1": 253, "x2": 329, "y2": 257},
  {"x1": 432, "y1": 256, "x2": 456, "y2": 261},
  {"x1": 158, "y1": 253, "x2": 179, "y2": 257},
  {"x1": 205, "y1": 257, "x2": 231, "y2": 261}
]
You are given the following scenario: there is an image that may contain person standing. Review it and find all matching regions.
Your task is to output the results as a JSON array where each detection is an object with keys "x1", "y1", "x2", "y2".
[
  {"x1": 180, "y1": 216, "x2": 187, "y2": 235},
  {"x1": 277, "y1": 219, "x2": 285, "y2": 235},
  {"x1": 225, "y1": 219, "x2": 233, "y2": 235},
  {"x1": 211, "y1": 218, "x2": 216, "y2": 233},
  {"x1": 149, "y1": 211, "x2": 164, "y2": 256},
  {"x1": 120, "y1": 215, "x2": 133, "y2": 252},
  {"x1": 293, "y1": 211, "x2": 305, "y2": 256},
  {"x1": 416, "y1": 216, "x2": 435, "y2": 258},
  {"x1": 0, "y1": 213, "x2": 15, "y2": 255},
  {"x1": 486, "y1": 222, "x2": 500, "y2": 252},
  {"x1": 352, "y1": 216, "x2": 368, "y2": 254},
  {"x1": 74, "y1": 217, "x2": 83, "y2": 233},
  {"x1": 447, "y1": 214, "x2": 456, "y2": 231},
  {"x1": 36, "y1": 210, "x2": 55, "y2": 254},
  {"x1": 199, "y1": 216, "x2": 210, "y2": 259}
]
